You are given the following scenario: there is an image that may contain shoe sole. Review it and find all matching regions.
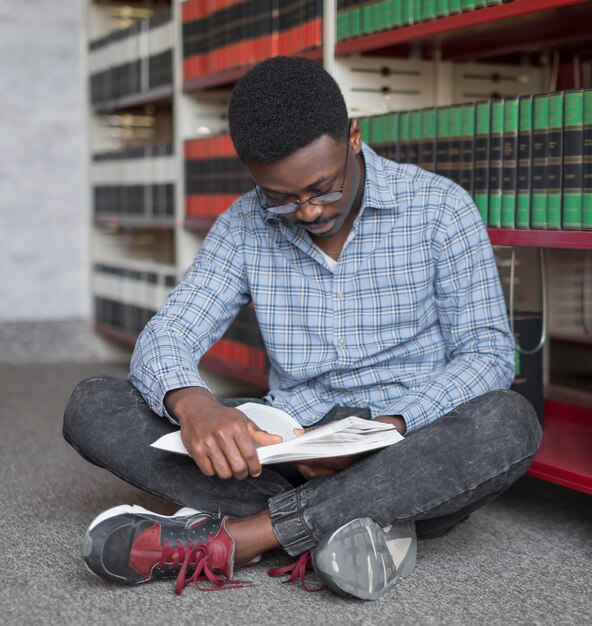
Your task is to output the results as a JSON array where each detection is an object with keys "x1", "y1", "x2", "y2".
[
  {"x1": 312, "y1": 517, "x2": 399, "y2": 601},
  {"x1": 83, "y1": 505, "x2": 203, "y2": 584}
]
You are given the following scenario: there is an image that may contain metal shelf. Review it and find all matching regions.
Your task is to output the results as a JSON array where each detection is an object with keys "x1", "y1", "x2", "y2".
[{"x1": 336, "y1": 0, "x2": 592, "y2": 61}]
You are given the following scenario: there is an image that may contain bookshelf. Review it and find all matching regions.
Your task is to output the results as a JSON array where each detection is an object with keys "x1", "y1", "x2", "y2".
[{"x1": 84, "y1": 0, "x2": 592, "y2": 494}]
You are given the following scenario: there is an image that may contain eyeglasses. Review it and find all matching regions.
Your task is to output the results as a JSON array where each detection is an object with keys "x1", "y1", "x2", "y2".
[{"x1": 253, "y1": 132, "x2": 351, "y2": 216}]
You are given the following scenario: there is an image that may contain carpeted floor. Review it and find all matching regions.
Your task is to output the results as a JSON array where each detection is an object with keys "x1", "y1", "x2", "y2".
[{"x1": 1, "y1": 362, "x2": 590, "y2": 626}]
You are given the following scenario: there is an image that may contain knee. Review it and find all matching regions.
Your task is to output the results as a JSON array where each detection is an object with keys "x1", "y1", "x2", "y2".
[
  {"x1": 480, "y1": 389, "x2": 542, "y2": 459},
  {"x1": 62, "y1": 375, "x2": 129, "y2": 453}
]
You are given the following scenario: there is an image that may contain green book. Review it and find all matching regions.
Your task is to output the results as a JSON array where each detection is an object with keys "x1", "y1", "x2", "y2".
[
  {"x1": 562, "y1": 90, "x2": 584, "y2": 229},
  {"x1": 532, "y1": 94, "x2": 549, "y2": 229},
  {"x1": 385, "y1": 111, "x2": 400, "y2": 161},
  {"x1": 403, "y1": 0, "x2": 415, "y2": 25},
  {"x1": 448, "y1": 105, "x2": 463, "y2": 185},
  {"x1": 351, "y1": 2, "x2": 362, "y2": 37},
  {"x1": 474, "y1": 101, "x2": 491, "y2": 224},
  {"x1": 460, "y1": 103, "x2": 475, "y2": 195},
  {"x1": 420, "y1": 108, "x2": 437, "y2": 171},
  {"x1": 362, "y1": 1, "x2": 374, "y2": 34},
  {"x1": 449, "y1": 0, "x2": 462, "y2": 14},
  {"x1": 488, "y1": 100, "x2": 504, "y2": 228},
  {"x1": 501, "y1": 97, "x2": 519, "y2": 229},
  {"x1": 583, "y1": 88, "x2": 592, "y2": 229},
  {"x1": 369, "y1": 114, "x2": 384, "y2": 151},
  {"x1": 399, "y1": 111, "x2": 411, "y2": 163},
  {"x1": 415, "y1": 0, "x2": 423, "y2": 24},
  {"x1": 462, "y1": 0, "x2": 477, "y2": 10},
  {"x1": 410, "y1": 109, "x2": 422, "y2": 164},
  {"x1": 436, "y1": 106, "x2": 451, "y2": 179},
  {"x1": 423, "y1": 0, "x2": 436, "y2": 20},
  {"x1": 517, "y1": 95, "x2": 533, "y2": 229},
  {"x1": 358, "y1": 116, "x2": 372, "y2": 147},
  {"x1": 392, "y1": 0, "x2": 404, "y2": 27},
  {"x1": 547, "y1": 93, "x2": 563, "y2": 230},
  {"x1": 437, "y1": 0, "x2": 449, "y2": 17}
]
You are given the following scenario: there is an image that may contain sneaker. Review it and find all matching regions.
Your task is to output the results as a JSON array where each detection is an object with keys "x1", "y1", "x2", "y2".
[
  {"x1": 82, "y1": 505, "x2": 240, "y2": 593},
  {"x1": 311, "y1": 517, "x2": 416, "y2": 601}
]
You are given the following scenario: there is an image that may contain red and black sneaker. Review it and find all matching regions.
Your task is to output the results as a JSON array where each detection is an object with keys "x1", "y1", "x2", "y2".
[{"x1": 82, "y1": 505, "x2": 241, "y2": 593}]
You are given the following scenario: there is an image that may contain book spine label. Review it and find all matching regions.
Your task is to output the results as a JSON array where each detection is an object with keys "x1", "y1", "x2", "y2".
[
  {"x1": 547, "y1": 93, "x2": 563, "y2": 230},
  {"x1": 488, "y1": 100, "x2": 504, "y2": 228},
  {"x1": 584, "y1": 88, "x2": 592, "y2": 229},
  {"x1": 501, "y1": 97, "x2": 518, "y2": 229},
  {"x1": 562, "y1": 90, "x2": 583, "y2": 229},
  {"x1": 532, "y1": 95, "x2": 549, "y2": 229},
  {"x1": 517, "y1": 95, "x2": 533, "y2": 229},
  {"x1": 474, "y1": 101, "x2": 491, "y2": 224}
]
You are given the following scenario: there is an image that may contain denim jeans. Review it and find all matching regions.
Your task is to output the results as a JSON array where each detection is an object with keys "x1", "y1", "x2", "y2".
[{"x1": 63, "y1": 376, "x2": 541, "y2": 556}]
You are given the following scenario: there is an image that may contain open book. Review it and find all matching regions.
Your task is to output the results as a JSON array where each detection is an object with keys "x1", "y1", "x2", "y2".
[{"x1": 151, "y1": 402, "x2": 404, "y2": 464}]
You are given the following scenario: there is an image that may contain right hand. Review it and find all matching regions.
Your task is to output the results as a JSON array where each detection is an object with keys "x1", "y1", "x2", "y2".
[{"x1": 165, "y1": 387, "x2": 282, "y2": 480}]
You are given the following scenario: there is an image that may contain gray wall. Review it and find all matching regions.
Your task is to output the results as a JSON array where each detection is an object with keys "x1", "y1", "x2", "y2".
[{"x1": 0, "y1": 0, "x2": 89, "y2": 321}]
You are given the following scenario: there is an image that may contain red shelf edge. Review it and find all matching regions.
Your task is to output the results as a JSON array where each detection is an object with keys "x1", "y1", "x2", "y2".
[
  {"x1": 487, "y1": 228, "x2": 592, "y2": 249},
  {"x1": 95, "y1": 322, "x2": 137, "y2": 348},
  {"x1": 335, "y1": 0, "x2": 588, "y2": 56}
]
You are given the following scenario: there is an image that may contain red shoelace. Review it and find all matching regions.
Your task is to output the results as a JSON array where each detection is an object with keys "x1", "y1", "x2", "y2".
[
  {"x1": 158, "y1": 539, "x2": 244, "y2": 593},
  {"x1": 268, "y1": 549, "x2": 326, "y2": 592}
]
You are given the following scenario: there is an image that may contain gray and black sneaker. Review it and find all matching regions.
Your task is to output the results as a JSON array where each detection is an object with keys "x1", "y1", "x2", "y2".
[
  {"x1": 82, "y1": 505, "x2": 240, "y2": 593},
  {"x1": 311, "y1": 517, "x2": 417, "y2": 600}
]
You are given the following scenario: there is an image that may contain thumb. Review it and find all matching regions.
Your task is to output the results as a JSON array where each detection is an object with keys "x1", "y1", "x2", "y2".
[{"x1": 247, "y1": 421, "x2": 283, "y2": 445}]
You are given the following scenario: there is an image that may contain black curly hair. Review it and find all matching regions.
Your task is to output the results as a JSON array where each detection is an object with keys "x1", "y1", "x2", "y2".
[{"x1": 228, "y1": 56, "x2": 349, "y2": 164}]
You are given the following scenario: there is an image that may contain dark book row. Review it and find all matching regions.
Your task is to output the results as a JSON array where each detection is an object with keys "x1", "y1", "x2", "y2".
[
  {"x1": 94, "y1": 184, "x2": 175, "y2": 220},
  {"x1": 182, "y1": 0, "x2": 322, "y2": 80},
  {"x1": 184, "y1": 135, "x2": 247, "y2": 221},
  {"x1": 94, "y1": 264, "x2": 177, "y2": 289},
  {"x1": 95, "y1": 297, "x2": 156, "y2": 338},
  {"x1": 90, "y1": 50, "x2": 172, "y2": 106},
  {"x1": 360, "y1": 89, "x2": 592, "y2": 230},
  {"x1": 337, "y1": 0, "x2": 513, "y2": 41},
  {"x1": 93, "y1": 144, "x2": 173, "y2": 162}
]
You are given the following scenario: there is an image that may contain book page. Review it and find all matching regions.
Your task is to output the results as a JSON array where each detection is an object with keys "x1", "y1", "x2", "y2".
[{"x1": 236, "y1": 402, "x2": 301, "y2": 442}]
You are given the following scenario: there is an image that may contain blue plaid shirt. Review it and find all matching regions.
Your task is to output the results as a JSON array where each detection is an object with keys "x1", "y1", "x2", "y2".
[{"x1": 130, "y1": 144, "x2": 515, "y2": 432}]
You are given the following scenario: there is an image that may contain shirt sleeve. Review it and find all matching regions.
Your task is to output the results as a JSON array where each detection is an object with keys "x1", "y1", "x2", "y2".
[
  {"x1": 129, "y1": 211, "x2": 250, "y2": 422},
  {"x1": 381, "y1": 189, "x2": 515, "y2": 432}
]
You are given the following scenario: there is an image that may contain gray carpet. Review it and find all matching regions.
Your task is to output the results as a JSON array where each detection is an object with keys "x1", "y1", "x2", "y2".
[{"x1": 1, "y1": 362, "x2": 590, "y2": 626}]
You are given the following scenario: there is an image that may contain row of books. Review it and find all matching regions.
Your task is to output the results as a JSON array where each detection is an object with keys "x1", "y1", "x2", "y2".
[
  {"x1": 93, "y1": 261, "x2": 177, "y2": 313},
  {"x1": 92, "y1": 144, "x2": 174, "y2": 161},
  {"x1": 182, "y1": 0, "x2": 322, "y2": 81},
  {"x1": 337, "y1": 0, "x2": 514, "y2": 41},
  {"x1": 89, "y1": 10, "x2": 173, "y2": 107},
  {"x1": 94, "y1": 184, "x2": 175, "y2": 221},
  {"x1": 360, "y1": 89, "x2": 592, "y2": 230},
  {"x1": 95, "y1": 297, "x2": 156, "y2": 339},
  {"x1": 184, "y1": 135, "x2": 250, "y2": 222}
]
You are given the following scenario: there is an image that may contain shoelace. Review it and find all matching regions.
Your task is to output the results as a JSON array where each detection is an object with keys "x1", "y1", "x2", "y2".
[
  {"x1": 267, "y1": 549, "x2": 326, "y2": 592},
  {"x1": 159, "y1": 539, "x2": 244, "y2": 593}
]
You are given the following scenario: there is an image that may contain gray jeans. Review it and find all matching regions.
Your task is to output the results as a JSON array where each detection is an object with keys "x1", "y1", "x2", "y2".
[{"x1": 63, "y1": 377, "x2": 541, "y2": 556}]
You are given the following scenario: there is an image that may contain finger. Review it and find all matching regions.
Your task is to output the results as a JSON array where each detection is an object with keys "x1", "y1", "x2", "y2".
[
  {"x1": 201, "y1": 437, "x2": 235, "y2": 480},
  {"x1": 248, "y1": 423, "x2": 283, "y2": 446},
  {"x1": 219, "y1": 439, "x2": 251, "y2": 480},
  {"x1": 234, "y1": 422, "x2": 266, "y2": 477}
]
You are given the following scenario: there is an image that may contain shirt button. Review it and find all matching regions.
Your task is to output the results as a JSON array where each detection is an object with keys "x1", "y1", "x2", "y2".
[
  {"x1": 338, "y1": 336, "x2": 345, "y2": 347},
  {"x1": 336, "y1": 291, "x2": 344, "y2": 300}
]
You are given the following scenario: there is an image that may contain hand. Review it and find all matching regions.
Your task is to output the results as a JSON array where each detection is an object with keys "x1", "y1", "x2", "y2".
[
  {"x1": 165, "y1": 387, "x2": 282, "y2": 480},
  {"x1": 293, "y1": 454, "x2": 360, "y2": 480},
  {"x1": 291, "y1": 415, "x2": 406, "y2": 480}
]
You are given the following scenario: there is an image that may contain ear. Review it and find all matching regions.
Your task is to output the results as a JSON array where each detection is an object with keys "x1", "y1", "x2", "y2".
[{"x1": 349, "y1": 118, "x2": 363, "y2": 155}]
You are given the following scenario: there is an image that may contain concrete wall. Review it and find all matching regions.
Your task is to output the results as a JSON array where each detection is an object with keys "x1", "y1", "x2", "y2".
[{"x1": 0, "y1": 0, "x2": 89, "y2": 321}]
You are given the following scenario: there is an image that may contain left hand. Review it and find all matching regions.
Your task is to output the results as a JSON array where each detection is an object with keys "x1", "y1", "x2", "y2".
[{"x1": 291, "y1": 415, "x2": 406, "y2": 480}]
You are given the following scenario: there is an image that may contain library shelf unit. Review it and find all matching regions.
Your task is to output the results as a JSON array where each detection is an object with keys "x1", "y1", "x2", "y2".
[{"x1": 85, "y1": 0, "x2": 592, "y2": 495}]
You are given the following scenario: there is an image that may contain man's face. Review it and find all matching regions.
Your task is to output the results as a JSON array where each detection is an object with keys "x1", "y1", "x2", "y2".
[{"x1": 245, "y1": 123, "x2": 364, "y2": 243}]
